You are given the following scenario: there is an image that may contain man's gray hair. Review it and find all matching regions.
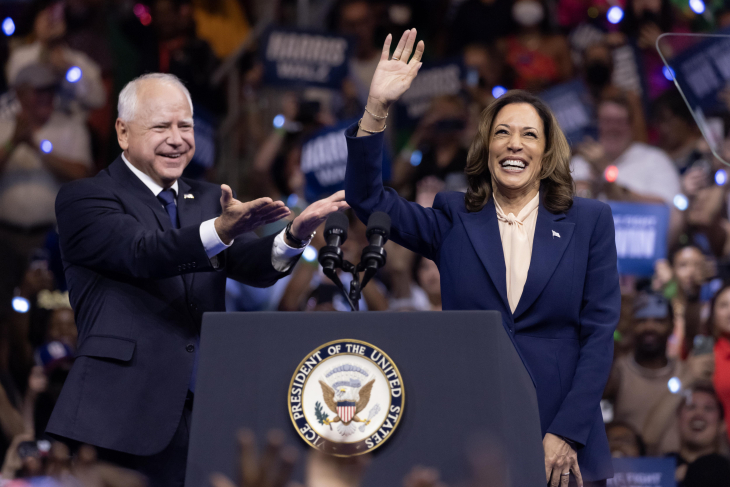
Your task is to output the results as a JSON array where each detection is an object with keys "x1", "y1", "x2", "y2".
[{"x1": 117, "y1": 73, "x2": 194, "y2": 122}]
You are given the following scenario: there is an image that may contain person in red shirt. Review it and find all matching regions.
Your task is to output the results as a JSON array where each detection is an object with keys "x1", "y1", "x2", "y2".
[{"x1": 707, "y1": 283, "x2": 730, "y2": 443}]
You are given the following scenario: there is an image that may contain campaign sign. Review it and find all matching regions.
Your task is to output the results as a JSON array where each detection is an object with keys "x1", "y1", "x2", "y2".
[
  {"x1": 607, "y1": 457, "x2": 676, "y2": 487},
  {"x1": 670, "y1": 27, "x2": 730, "y2": 113},
  {"x1": 608, "y1": 202, "x2": 670, "y2": 277},
  {"x1": 301, "y1": 119, "x2": 391, "y2": 202},
  {"x1": 539, "y1": 80, "x2": 595, "y2": 146},
  {"x1": 261, "y1": 27, "x2": 353, "y2": 89},
  {"x1": 396, "y1": 59, "x2": 465, "y2": 127}
]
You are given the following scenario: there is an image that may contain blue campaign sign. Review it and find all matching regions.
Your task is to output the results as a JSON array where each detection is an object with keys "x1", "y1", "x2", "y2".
[
  {"x1": 608, "y1": 457, "x2": 676, "y2": 487},
  {"x1": 261, "y1": 27, "x2": 353, "y2": 89},
  {"x1": 539, "y1": 79, "x2": 596, "y2": 146},
  {"x1": 608, "y1": 202, "x2": 670, "y2": 277},
  {"x1": 395, "y1": 59, "x2": 465, "y2": 127},
  {"x1": 301, "y1": 119, "x2": 391, "y2": 202},
  {"x1": 670, "y1": 27, "x2": 730, "y2": 114}
]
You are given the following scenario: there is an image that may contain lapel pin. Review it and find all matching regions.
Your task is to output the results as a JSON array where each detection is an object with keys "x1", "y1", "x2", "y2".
[
  {"x1": 552, "y1": 230, "x2": 560, "y2": 238},
  {"x1": 184, "y1": 194, "x2": 194, "y2": 199}
]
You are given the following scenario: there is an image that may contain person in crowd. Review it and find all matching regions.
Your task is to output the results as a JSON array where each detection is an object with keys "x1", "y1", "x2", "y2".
[
  {"x1": 497, "y1": 0, "x2": 573, "y2": 93},
  {"x1": 462, "y1": 43, "x2": 508, "y2": 110},
  {"x1": 653, "y1": 89, "x2": 703, "y2": 171},
  {"x1": 336, "y1": 0, "x2": 382, "y2": 107},
  {"x1": 446, "y1": 0, "x2": 515, "y2": 55},
  {"x1": 580, "y1": 42, "x2": 648, "y2": 144},
  {"x1": 604, "y1": 293, "x2": 685, "y2": 454},
  {"x1": 665, "y1": 385, "x2": 730, "y2": 487},
  {"x1": 189, "y1": 0, "x2": 251, "y2": 59},
  {"x1": 44, "y1": 73, "x2": 349, "y2": 486},
  {"x1": 571, "y1": 94, "x2": 681, "y2": 205},
  {"x1": 619, "y1": 0, "x2": 677, "y2": 100},
  {"x1": 148, "y1": 0, "x2": 224, "y2": 118},
  {"x1": 653, "y1": 245, "x2": 713, "y2": 358},
  {"x1": 415, "y1": 256, "x2": 442, "y2": 311},
  {"x1": 5, "y1": 0, "x2": 106, "y2": 121},
  {"x1": 346, "y1": 28, "x2": 621, "y2": 487},
  {"x1": 708, "y1": 283, "x2": 730, "y2": 445},
  {"x1": 392, "y1": 95, "x2": 469, "y2": 199},
  {"x1": 0, "y1": 63, "x2": 92, "y2": 317},
  {"x1": 605, "y1": 421, "x2": 646, "y2": 458}
]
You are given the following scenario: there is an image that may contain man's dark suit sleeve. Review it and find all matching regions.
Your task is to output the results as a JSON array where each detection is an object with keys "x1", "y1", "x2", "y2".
[{"x1": 56, "y1": 180, "x2": 214, "y2": 279}]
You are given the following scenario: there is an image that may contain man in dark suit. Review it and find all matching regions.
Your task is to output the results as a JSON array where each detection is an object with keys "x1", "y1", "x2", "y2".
[{"x1": 45, "y1": 73, "x2": 348, "y2": 485}]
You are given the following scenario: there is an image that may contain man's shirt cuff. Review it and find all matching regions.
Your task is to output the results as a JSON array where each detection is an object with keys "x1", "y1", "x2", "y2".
[
  {"x1": 272, "y1": 229, "x2": 307, "y2": 272},
  {"x1": 200, "y1": 218, "x2": 232, "y2": 258}
]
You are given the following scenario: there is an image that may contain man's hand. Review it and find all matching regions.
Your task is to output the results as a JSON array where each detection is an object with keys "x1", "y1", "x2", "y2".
[
  {"x1": 543, "y1": 433, "x2": 582, "y2": 487},
  {"x1": 215, "y1": 185, "x2": 291, "y2": 245},
  {"x1": 288, "y1": 191, "x2": 349, "y2": 244}
]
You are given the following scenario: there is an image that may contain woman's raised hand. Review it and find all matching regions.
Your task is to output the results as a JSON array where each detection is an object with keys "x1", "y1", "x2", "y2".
[{"x1": 367, "y1": 28, "x2": 424, "y2": 112}]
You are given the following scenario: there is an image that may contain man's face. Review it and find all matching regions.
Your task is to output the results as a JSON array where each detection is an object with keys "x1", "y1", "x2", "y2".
[
  {"x1": 633, "y1": 316, "x2": 672, "y2": 355},
  {"x1": 115, "y1": 80, "x2": 195, "y2": 188},
  {"x1": 678, "y1": 391, "x2": 723, "y2": 451}
]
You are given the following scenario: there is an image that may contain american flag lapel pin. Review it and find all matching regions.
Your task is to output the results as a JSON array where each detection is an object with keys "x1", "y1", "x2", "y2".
[
  {"x1": 184, "y1": 194, "x2": 194, "y2": 199},
  {"x1": 552, "y1": 230, "x2": 560, "y2": 238}
]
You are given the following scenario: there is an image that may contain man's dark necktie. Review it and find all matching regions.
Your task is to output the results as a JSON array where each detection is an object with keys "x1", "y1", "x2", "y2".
[
  {"x1": 157, "y1": 188, "x2": 179, "y2": 229},
  {"x1": 157, "y1": 188, "x2": 199, "y2": 394}
]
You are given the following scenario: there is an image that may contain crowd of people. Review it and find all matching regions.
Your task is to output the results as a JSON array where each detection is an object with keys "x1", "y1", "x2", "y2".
[{"x1": 1, "y1": 0, "x2": 730, "y2": 485}]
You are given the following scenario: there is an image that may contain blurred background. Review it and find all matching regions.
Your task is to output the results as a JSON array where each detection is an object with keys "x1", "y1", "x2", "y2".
[{"x1": 1, "y1": 0, "x2": 730, "y2": 485}]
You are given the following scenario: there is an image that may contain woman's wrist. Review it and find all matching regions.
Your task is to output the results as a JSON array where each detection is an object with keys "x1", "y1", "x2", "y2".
[{"x1": 366, "y1": 96, "x2": 390, "y2": 117}]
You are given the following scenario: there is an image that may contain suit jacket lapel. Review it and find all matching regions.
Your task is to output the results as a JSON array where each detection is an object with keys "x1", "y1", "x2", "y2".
[
  {"x1": 512, "y1": 203, "x2": 574, "y2": 320},
  {"x1": 108, "y1": 156, "x2": 171, "y2": 231},
  {"x1": 176, "y1": 179, "x2": 201, "y2": 229},
  {"x1": 459, "y1": 198, "x2": 510, "y2": 312}
]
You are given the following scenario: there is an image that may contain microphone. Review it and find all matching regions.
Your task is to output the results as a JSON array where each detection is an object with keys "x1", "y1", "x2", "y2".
[
  {"x1": 318, "y1": 212, "x2": 349, "y2": 271},
  {"x1": 360, "y1": 212, "x2": 390, "y2": 288}
]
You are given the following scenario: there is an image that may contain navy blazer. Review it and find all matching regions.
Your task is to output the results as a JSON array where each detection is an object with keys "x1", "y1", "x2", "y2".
[
  {"x1": 46, "y1": 156, "x2": 293, "y2": 455},
  {"x1": 344, "y1": 126, "x2": 619, "y2": 481}
]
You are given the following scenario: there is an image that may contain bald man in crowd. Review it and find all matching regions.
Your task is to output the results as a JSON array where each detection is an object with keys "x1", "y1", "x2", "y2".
[{"x1": 45, "y1": 73, "x2": 348, "y2": 485}]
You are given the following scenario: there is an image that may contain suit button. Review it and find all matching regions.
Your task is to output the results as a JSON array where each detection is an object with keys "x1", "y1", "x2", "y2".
[{"x1": 186, "y1": 344, "x2": 195, "y2": 353}]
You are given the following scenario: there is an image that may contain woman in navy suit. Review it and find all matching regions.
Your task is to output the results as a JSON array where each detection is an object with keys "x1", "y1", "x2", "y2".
[{"x1": 344, "y1": 29, "x2": 620, "y2": 487}]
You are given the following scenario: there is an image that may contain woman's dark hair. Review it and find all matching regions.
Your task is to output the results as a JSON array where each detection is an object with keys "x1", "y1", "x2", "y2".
[
  {"x1": 464, "y1": 90, "x2": 573, "y2": 213},
  {"x1": 705, "y1": 281, "x2": 730, "y2": 338}
]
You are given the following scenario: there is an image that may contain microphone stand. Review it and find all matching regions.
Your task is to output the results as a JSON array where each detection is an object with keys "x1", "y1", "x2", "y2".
[{"x1": 320, "y1": 246, "x2": 387, "y2": 312}]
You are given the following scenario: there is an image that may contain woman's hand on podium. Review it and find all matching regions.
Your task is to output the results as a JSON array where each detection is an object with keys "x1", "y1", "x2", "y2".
[{"x1": 543, "y1": 433, "x2": 583, "y2": 487}]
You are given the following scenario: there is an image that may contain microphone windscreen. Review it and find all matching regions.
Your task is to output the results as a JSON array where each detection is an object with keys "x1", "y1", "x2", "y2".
[
  {"x1": 366, "y1": 212, "x2": 391, "y2": 240},
  {"x1": 324, "y1": 211, "x2": 349, "y2": 242}
]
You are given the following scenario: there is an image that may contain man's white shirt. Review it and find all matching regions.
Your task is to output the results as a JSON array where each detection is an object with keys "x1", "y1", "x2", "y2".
[{"x1": 121, "y1": 154, "x2": 303, "y2": 272}]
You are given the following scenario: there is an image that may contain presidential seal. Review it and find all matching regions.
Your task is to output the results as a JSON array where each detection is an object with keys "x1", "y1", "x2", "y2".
[{"x1": 288, "y1": 339, "x2": 404, "y2": 456}]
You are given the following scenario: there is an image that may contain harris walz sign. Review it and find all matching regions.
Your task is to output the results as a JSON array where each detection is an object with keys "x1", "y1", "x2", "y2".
[{"x1": 261, "y1": 27, "x2": 354, "y2": 89}]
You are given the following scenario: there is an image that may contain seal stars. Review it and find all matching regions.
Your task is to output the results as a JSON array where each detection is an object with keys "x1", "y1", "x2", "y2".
[{"x1": 288, "y1": 339, "x2": 404, "y2": 456}]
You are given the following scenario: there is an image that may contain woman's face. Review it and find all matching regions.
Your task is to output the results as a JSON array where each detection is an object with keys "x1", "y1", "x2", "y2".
[
  {"x1": 487, "y1": 103, "x2": 545, "y2": 197},
  {"x1": 713, "y1": 288, "x2": 730, "y2": 337}
]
